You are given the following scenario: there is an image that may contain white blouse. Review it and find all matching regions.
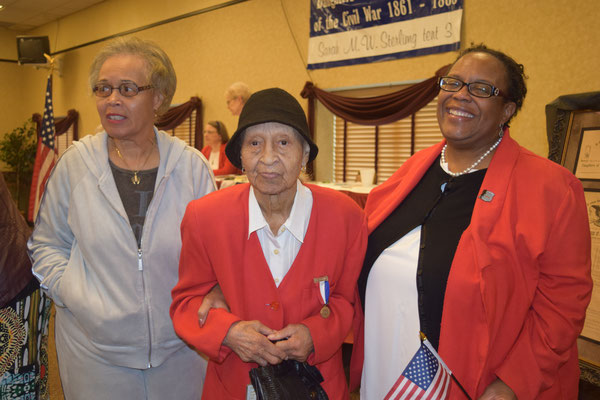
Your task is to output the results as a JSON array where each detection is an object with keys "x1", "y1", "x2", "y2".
[
  {"x1": 361, "y1": 225, "x2": 423, "y2": 400},
  {"x1": 248, "y1": 181, "x2": 313, "y2": 287},
  {"x1": 208, "y1": 149, "x2": 220, "y2": 170}
]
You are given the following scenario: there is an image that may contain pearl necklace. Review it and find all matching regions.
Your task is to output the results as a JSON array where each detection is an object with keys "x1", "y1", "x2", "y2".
[{"x1": 441, "y1": 136, "x2": 503, "y2": 177}]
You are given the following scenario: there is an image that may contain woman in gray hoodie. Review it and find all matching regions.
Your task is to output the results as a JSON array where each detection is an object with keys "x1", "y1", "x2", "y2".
[{"x1": 28, "y1": 37, "x2": 215, "y2": 399}]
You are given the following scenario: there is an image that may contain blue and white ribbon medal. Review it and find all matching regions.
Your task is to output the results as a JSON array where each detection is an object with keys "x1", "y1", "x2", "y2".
[{"x1": 316, "y1": 277, "x2": 330, "y2": 318}]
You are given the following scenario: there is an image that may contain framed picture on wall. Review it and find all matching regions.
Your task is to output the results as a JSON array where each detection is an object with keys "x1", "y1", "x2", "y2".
[
  {"x1": 583, "y1": 188, "x2": 600, "y2": 343},
  {"x1": 561, "y1": 111, "x2": 600, "y2": 345},
  {"x1": 560, "y1": 111, "x2": 600, "y2": 190},
  {"x1": 574, "y1": 128, "x2": 600, "y2": 181},
  {"x1": 546, "y1": 97, "x2": 600, "y2": 372}
]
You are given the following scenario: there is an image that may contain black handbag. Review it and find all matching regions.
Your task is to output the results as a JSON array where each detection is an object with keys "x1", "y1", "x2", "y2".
[{"x1": 249, "y1": 360, "x2": 329, "y2": 400}]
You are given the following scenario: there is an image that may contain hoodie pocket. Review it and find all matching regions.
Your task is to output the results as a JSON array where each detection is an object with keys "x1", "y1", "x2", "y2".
[{"x1": 58, "y1": 246, "x2": 147, "y2": 346}]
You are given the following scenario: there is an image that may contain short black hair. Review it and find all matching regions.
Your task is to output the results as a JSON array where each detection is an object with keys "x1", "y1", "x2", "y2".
[{"x1": 455, "y1": 44, "x2": 527, "y2": 126}]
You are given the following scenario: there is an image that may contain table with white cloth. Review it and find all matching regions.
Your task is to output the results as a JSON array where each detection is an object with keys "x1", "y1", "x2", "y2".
[
  {"x1": 308, "y1": 182, "x2": 374, "y2": 209},
  {"x1": 216, "y1": 177, "x2": 374, "y2": 209},
  {"x1": 215, "y1": 174, "x2": 247, "y2": 189}
]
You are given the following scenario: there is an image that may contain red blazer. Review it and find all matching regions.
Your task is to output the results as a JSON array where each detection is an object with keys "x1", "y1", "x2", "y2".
[
  {"x1": 351, "y1": 132, "x2": 592, "y2": 399},
  {"x1": 201, "y1": 143, "x2": 241, "y2": 175},
  {"x1": 171, "y1": 183, "x2": 367, "y2": 399}
]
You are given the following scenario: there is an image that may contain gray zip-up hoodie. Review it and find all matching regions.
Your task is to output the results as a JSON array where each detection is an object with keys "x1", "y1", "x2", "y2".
[{"x1": 28, "y1": 129, "x2": 215, "y2": 369}]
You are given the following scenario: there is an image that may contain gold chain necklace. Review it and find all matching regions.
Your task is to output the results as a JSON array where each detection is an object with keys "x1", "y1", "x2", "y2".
[{"x1": 112, "y1": 139, "x2": 155, "y2": 185}]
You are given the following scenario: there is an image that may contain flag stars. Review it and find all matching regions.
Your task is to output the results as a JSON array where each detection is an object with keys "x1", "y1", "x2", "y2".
[
  {"x1": 386, "y1": 339, "x2": 451, "y2": 398},
  {"x1": 31, "y1": 76, "x2": 58, "y2": 221},
  {"x1": 404, "y1": 345, "x2": 439, "y2": 388}
]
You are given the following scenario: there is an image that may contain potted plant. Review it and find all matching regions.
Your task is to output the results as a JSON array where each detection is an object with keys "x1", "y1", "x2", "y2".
[{"x1": 0, "y1": 118, "x2": 37, "y2": 213}]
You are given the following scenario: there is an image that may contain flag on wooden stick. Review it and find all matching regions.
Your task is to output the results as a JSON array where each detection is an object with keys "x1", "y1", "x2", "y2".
[{"x1": 28, "y1": 75, "x2": 57, "y2": 222}]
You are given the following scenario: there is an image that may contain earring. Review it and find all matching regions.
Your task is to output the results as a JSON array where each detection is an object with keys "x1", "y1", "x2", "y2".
[
  {"x1": 498, "y1": 124, "x2": 504, "y2": 138},
  {"x1": 301, "y1": 165, "x2": 307, "y2": 173},
  {"x1": 242, "y1": 167, "x2": 246, "y2": 173}
]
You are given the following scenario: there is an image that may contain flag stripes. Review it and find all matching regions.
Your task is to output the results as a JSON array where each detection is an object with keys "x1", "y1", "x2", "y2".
[
  {"x1": 28, "y1": 75, "x2": 57, "y2": 222},
  {"x1": 384, "y1": 336, "x2": 452, "y2": 400}
]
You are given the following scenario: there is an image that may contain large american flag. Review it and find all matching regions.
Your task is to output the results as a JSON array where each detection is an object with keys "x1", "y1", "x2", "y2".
[
  {"x1": 384, "y1": 337, "x2": 452, "y2": 400},
  {"x1": 28, "y1": 75, "x2": 57, "y2": 222}
]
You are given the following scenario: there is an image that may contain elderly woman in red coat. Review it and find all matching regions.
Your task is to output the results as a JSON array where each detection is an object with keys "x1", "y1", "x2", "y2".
[{"x1": 171, "y1": 88, "x2": 367, "y2": 399}]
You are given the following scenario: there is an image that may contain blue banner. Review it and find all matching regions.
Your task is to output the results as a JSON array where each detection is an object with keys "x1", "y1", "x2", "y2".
[{"x1": 308, "y1": 0, "x2": 463, "y2": 70}]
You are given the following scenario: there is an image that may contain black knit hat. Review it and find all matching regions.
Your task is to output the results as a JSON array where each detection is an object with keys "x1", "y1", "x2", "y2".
[{"x1": 225, "y1": 88, "x2": 318, "y2": 169}]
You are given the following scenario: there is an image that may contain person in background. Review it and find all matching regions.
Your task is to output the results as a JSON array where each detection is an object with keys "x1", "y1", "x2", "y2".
[
  {"x1": 171, "y1": 88, "x2": 367, "y2": 399},
  {"x1": 201, "y1": 120, "x2": 240, "y2": 176},
  {"x1": 1, "y1": 171, "x2": 52, "y2": 399},
  {"x1": 351, "y1": 44, "x2": 592, "y2": 399},
  {"x1": 28, "y1": 36, "x2": 215, "y2": 400},
  {"x1": 225, "y1": 81, "x2": 251, "y2": 116}
]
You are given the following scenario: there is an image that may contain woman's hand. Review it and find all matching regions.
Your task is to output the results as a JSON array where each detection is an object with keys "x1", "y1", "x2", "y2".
[
  {"x1": 268, "y1": 324, "x2": 314, "y2": 362},
  {"x1": 478, "y1": 378, "x2": 517, "y2": 400},
  {"x1": 197, "y1": 284, "x2": 230, "y2": 327},
  {"x1": 223, "y1": 320, "x2": 287, "y2": 366}
]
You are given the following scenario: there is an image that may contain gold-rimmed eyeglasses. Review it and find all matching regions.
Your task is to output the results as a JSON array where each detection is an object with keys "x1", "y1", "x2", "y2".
[{"x1": 93, "y1": 82, "x2": 154, "y2": 98}]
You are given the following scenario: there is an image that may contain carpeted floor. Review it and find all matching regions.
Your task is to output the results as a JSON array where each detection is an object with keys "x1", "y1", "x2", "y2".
[{"x1": 47, "y1": 308, "x2": 600, "y2": 400}]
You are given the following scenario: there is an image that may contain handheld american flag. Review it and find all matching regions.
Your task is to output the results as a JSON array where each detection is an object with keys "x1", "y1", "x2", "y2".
[
  {"x1": 384, "y1": 333, "x2": 452, "y2": 400},
  {"x1": 28, "y1": 75, "x2": 57, "y2": 222}
]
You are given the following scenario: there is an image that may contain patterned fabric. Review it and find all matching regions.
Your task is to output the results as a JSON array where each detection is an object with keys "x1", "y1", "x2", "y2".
[
  {"x1": 0, "y1": 308, "x2": 27, "y2": 375},
  {"x1": 0, "y1": 288, "x2": 52, "y2": 400}
]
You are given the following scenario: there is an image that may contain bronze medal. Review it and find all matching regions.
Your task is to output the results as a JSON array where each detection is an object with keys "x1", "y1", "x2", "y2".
[{"x1": 320, "y1": 305, "x2": 330, "y2": 318}]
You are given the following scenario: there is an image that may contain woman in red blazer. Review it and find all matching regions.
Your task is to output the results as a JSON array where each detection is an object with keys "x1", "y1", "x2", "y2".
[
  {"x1": 201, "y1": 120, "x2": 241, "y2": 176},
  {"x1": 351, "y1": 45, "x2": 592, "y2": 400},
  {"x1": 171, "y1": 88, "x2": 367, "y2": 399}
]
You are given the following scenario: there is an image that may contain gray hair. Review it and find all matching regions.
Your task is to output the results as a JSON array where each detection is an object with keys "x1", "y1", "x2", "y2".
[
  {"x1": 89, "y1": 36, "x2": 177, "y2": 115},
  {"x1": 225, "y1": 82, "x2": 251, "y2": 103}
]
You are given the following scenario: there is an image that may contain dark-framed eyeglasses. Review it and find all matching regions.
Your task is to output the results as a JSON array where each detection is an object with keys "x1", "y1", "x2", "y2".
[
  {"x1": 93, "y1": 82, "x2": 154, "y2": 98},
  {"x1": 438, "y1": 76, "x2": 503, "y2": 98}
]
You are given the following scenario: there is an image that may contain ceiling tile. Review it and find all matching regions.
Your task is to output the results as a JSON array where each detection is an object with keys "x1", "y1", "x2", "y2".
[{"x1": 0, "y1": 0, "x2": 106, "y2": 30}]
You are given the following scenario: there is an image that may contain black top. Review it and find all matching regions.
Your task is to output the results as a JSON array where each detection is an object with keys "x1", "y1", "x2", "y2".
[
  {"x1": 110, "y1": 160, "x2": 158, "y2": 247},
  {"x1": 358, "y1": 157, "x2": 485, "y2": 349}
]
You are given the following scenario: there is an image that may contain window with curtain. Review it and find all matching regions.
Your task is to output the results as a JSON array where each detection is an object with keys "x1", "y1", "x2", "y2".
[
  {"x1": 162, "y1": 108, "x2": 198, "y2": 148},
  {"x1": 333, "y1": 92, "x2": 442, "y2": 184},
  {"x1": 155, "y1": 96, "x2": 203, "y2": 149},
  {"x1": 33, "y1": 109, "x2": 79, "y2": 157},
  {"x1": 55, "y1": 117, "x2": 76, "y2": 156}
]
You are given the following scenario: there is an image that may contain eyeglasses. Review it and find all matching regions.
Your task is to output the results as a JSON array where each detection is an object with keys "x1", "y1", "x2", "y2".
[
  {"x1": 438, "y1": 76, "x2": 502, "y2": 98},
  {"x1": 93, "y1": 82, "x2": 154, "y2": 97}
]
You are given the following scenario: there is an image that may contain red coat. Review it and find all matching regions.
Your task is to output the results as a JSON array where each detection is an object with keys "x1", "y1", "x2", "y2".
[
  {"x1": 171, "y1": 183, "x2": 367, "y2": 399},
  {"x1": 351, "y1": 132, "x2": 592, "y2": 399},
  {"x1": 201, "y1": 143, "x2": 241, "y2": 175}
]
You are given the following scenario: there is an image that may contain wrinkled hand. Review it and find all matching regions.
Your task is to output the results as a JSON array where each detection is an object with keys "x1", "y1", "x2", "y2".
[
  {"x1": 478, "y1": 378, "x2": 516, "y2": 400},
  {"x1": 223, "y1": 320, "x2": 287, "y2": 366},
  {"x1": 197, "y1": 284, "x2": 229, "y2": 327},
  {"x1": 268, "y1": 324, "x2": 314, "y2": 362}
]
